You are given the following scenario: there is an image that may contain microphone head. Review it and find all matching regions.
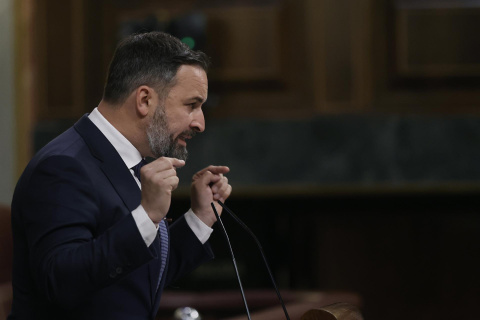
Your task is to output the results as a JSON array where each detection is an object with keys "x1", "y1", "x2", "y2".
[{"x1": 173, "y1": 307, "x2": 202, "y2": 320}]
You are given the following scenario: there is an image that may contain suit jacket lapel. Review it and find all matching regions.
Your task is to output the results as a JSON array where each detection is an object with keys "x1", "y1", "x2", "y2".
[
  {"x1": 75, "y1": 114, "x2": 161, "y2": 310},
  {"x1": 73, "y1": 114, "x2": 141, "y2": 212}
]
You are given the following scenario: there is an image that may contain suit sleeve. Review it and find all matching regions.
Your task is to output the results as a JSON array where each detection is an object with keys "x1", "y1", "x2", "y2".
[
  {"x1": 164, "y1": 215, "x2": 214, "y2": 286},
  {"x1": 19, "y1": 155, "x2": 154, "y2": 308}
]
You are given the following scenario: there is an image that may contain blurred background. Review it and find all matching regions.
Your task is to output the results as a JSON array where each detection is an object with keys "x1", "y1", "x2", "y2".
[{"x1": 2, "y1": 0, "x2": 480, "y2": 319}]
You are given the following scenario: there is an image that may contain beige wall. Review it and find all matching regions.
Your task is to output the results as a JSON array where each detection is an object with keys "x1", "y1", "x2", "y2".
[{"x1": 0, "y1": 0, "x2": 15, "y2": 205}]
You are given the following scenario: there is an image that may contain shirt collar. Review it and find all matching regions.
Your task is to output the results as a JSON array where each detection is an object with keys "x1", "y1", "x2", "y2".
[{"x1": 88, "y1": 107, "x2": 142, "y2": 169}]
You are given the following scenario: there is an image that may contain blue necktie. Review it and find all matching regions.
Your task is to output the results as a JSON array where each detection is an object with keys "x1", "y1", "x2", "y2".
[
  {"x1": 157, "y1": 219, "x2": 169, "y2": 290},
  {"x1": 132, "y1": 159, "x2": 169, "y2": 291},
  {"x1": 132, "y1": 158, "x2": 148, "y2": 183}
]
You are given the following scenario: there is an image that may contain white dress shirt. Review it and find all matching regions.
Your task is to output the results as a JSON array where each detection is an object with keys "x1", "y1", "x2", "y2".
[{"x1": 88, "y1": 107, "x2": 213, "y2": 247}]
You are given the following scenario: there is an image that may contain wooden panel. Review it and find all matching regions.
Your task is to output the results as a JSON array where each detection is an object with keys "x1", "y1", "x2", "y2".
[
  {"x1": 351, "y1": 0, "x2": 373, "y2": 112},
  {"x1": 35, "y1": 0, "x2": 86, "y2": 120},
  {"x1": 324, "y1": 0, "x2": 353, "y2": 102},
  {"x1": 71, "y1": 0, "x2": 86, "y2": 113},
  {"x1": 396, "y1": 3, "x2": 480, "y2": 77},
  {"x1": 198, "y1": 1, "x2": 315, "y2": 118},
  {"x1": 369, "y1": 0, "x2": 480, "y2": 114},
  {"x1": 44, "y1": 0, "x2": 73, "y2": 117},
  {"x1": 305, "y1": 0, "x2": 373, "y2": 114},
  {"x1": 205, "y1": 6, "x2": 282, "y2": 82}
]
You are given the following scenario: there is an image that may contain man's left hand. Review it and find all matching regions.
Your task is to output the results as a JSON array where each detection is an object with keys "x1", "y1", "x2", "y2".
[{"x1": 191, "y1": 165, "x2": 232, "y2": 227}]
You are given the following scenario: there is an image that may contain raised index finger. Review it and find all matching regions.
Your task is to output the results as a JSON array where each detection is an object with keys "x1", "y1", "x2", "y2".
[
  {"x1": 164, "y1": 157, "x2": 186, "y2": 169},
  {"x1": 195, "y1": 165, "x2": 230, "y2": 176},
  {"x1": 148, "y1": 157, "x2": 185, "y2": 169}
]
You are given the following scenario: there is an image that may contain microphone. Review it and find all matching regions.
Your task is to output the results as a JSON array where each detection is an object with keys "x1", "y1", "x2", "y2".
[
  {"x1": 211, "y1": 201, "x2": 291, "y2": 320},
  {"x1": 210, "y1": 203, "x2": 252, "y2": 320}
]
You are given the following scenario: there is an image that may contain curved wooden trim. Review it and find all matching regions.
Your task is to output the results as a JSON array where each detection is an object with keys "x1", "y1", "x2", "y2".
[{"x1": 301, "y1": 303, "x2": 364, "y2": 320}]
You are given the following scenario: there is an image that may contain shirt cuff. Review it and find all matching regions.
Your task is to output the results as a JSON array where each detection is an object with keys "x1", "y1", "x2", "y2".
[
  {"x1": 132, "y1": 205, "x2": 158, "y2": 247},
  {"x1": 185, "y1": 208, "x2": 213, "y2": 244}
]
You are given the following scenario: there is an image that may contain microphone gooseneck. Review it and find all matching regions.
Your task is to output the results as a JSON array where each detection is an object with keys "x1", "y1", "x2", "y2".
[
  {"x1": 217, "y1": 200, "x2": 291, "y2": 320},
  {"x1": 210, "y1": 203, "x2": 252, "y2": 320}
]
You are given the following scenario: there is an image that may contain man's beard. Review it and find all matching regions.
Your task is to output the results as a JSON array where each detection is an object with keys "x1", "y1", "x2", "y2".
[{"x1": 146, "y1": 106, "x2": 195, "y2": 161}]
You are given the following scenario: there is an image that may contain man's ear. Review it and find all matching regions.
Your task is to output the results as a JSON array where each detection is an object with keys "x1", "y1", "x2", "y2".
[{"x1": 135, "y1": 85, "x2": 154, "y2": 118}]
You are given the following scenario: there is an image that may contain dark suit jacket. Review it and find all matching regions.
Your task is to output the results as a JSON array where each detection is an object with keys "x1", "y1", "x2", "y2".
[{"x1": 9, "y1": 115, "x2": 214, "y2": 320}]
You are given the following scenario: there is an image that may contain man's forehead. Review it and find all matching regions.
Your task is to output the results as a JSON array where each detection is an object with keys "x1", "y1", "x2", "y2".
[
  {"x1": 176, "y1": 66, "x2": 207, "y2": 84},
  {"x1": 172, "y1": 66, "x2": 208, "y2": 97}
]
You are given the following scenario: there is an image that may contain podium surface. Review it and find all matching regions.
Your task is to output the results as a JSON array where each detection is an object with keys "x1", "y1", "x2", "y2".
[{"x1": 158, "y1": 290, "x2": 362, "y2": 320}]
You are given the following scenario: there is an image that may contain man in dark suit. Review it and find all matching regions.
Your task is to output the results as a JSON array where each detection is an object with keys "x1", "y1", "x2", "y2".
[{"x1": 9, "y1": 31, "x2": 232, "y2": 319}]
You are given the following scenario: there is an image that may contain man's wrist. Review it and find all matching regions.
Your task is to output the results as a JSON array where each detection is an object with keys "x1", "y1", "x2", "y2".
[
  {"x1": 191, "y1": 207, "x2": 216, "y2": 227},
  {"x1": 185, "y1": 209, "x2": 213, "y2": 244},
  {"x1": 132, "y1": 204, "x2": 158, "y2": 247}
]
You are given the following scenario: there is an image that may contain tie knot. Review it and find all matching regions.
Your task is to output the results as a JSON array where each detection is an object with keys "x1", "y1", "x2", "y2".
[{"x1": 132, "y1": 159, "x2": 147, "y2": 182}]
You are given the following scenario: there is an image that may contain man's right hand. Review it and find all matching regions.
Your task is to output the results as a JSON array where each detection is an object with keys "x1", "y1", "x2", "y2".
[{"x1": 140, "y1": 157, "x2": 185, "y2": 225}]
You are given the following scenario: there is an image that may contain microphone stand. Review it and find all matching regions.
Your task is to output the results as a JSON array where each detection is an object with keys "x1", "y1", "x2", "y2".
[
  {"x1": 210, "y1": 203, "x2": 252, "y2": 320},
  {"x1": 215, "y1": 201, "x2": 291, "y2": 320}
]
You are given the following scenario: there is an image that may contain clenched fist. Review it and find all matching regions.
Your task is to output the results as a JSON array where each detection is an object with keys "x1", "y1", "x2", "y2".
[
  {"x1": 140, "y1": 157, "x2": 185, "y2": 225},
  {"x1": 191, "y1": 166, "x2": 232, "y2": 227}
]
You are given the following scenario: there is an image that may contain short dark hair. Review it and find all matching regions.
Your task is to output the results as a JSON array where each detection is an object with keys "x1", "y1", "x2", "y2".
[{"x1": 103, "y1": 31, "x2": 210, "y2": 104}]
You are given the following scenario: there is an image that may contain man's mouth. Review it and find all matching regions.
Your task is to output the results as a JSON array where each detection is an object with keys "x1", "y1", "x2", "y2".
[
  {"x1": 178, "y1": 136, "x2": 189, "y2": 146},
  {"x1": 177, "y1": 131, "x2": 195, "y2": 147}
]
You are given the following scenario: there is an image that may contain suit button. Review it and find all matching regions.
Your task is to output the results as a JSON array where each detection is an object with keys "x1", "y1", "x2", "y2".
[
  {"x1": 116, "y1": 267, "x2": 123, "y2": 274},
  {"x1": 109, "y1": 271, "x2": 117, "y2": 278}
]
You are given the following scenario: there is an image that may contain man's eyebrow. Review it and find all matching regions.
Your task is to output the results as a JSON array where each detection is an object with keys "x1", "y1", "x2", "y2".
[{"x1": 188, "y1": 96, "x2": 206, "y2": 103}]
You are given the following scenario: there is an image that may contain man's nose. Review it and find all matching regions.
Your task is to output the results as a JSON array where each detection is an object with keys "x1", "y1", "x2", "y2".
[{"x1": 190, "y1": 109, "x2": 205, "y2": 133}]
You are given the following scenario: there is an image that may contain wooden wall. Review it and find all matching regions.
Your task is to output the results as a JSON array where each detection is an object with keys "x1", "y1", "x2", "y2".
[
  {"x1": 14, "y1": 1, "x2": 480, "y2": 320},
  {"x1": 23, "y1": 0, "x2": 480, "y2": 124}
]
